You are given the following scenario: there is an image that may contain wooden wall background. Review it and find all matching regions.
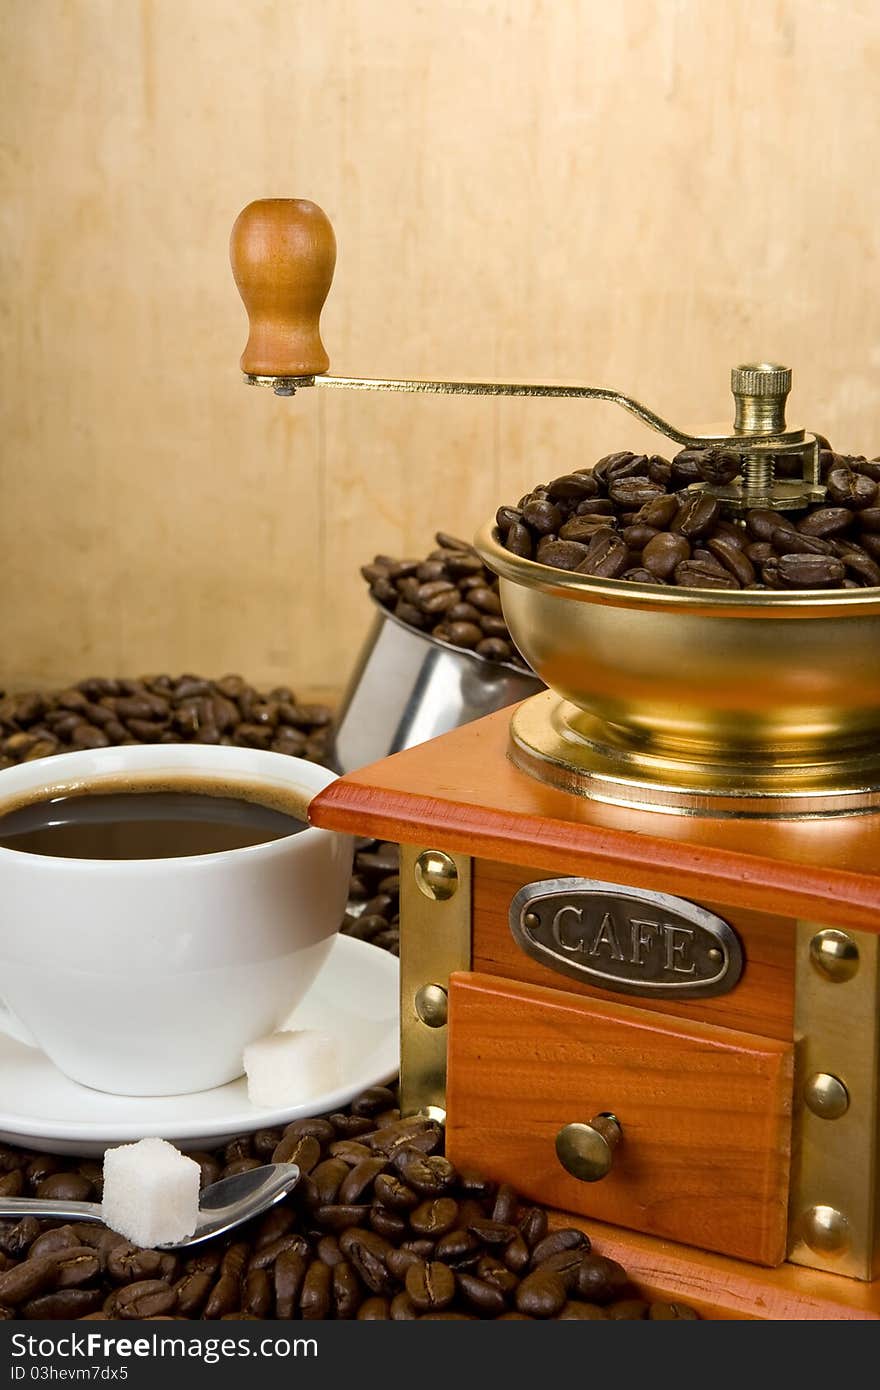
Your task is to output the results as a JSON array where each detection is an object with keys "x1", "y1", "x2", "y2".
[{"x1": 2, "y1": 0, "x2": 879, "y2": 695}]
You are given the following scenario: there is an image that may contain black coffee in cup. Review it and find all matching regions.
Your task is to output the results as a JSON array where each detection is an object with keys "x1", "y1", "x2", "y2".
[{"x1": 0, "y1": 789, "x2": 306, "y2": 860}]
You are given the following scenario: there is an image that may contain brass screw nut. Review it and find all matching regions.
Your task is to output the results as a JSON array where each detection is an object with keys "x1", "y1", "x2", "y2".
[
  {"x1": 809, "y1": 929, "x2": 860, "y2": 983},
  {"x1": 414, "y1": 984, "x2": 448, "y2": 1028},
  {"x1": 414, "y1": 850, "x2": 458, "y2": 901},
  {"x1": 804, "y1": 1072, "x2": 850, "y2": 1121}
]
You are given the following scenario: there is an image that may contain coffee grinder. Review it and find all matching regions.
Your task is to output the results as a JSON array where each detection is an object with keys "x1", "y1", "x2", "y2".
[{"x1": 230, "y1": 198, "x2": 880, "y2": 1319}]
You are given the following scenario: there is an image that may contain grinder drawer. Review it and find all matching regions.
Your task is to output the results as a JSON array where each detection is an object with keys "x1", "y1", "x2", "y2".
[{"x1": 445, "y1": 971, "x2": 793, "y2": 1266}]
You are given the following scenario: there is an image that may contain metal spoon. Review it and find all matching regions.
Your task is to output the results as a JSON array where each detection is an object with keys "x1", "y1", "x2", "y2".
[{"x1": 0, "y1": 1161, "x2": 301, "y2": 1250}]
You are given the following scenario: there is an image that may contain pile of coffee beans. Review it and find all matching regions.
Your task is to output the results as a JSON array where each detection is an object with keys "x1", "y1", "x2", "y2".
[
  {"x1": 342, "y1": 840, "x2": 400, "y2": 957},
  {"x1": 361, "y1": 531, "x2": 531, "y2": 669},
  {"x1": 0, "y1": 675, "x2": 334, "y2": 771},
  {"x1": 497, "y1": 446, "x2": 880, "y2": 590},
  {"x1": 0, "y1": 1098, "x2": 699, "y2": 1320}
]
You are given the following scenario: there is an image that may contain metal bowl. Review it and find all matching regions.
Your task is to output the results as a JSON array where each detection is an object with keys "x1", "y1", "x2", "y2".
[
  {"x1": 475, "y1": 520, "x2": 880, "y2": 815},
  {"x1": 332, "y1": 598, "x2": 542, "y2": 774}
]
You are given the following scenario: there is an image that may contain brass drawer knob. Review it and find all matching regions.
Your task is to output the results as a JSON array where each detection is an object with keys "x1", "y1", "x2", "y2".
[{"x1": 556, "y1": 1113, "x2": 622, "y2": 1182}]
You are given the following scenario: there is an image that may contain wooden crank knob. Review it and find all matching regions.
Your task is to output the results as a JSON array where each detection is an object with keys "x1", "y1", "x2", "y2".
[{"x1": 230, "y1": 198, "x2": 336, "y2": 377}]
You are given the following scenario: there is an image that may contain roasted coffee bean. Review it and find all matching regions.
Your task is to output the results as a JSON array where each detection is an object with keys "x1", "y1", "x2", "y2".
[
  {"x1": 456, "y1": 1270, "x2": 507, "y2": 1315},
  {"x1": 337, "y1": 1157, "x2": 387, "y2": 1204},
  {"x1": 174, "y1": 1270, "x2": 213, "y2": 1317},
  {"x1": 390, "y1": 1291, "x2": 419, "y2": 1319},
  {"x1": 535, "y1": 538, "x2": 591, "y2": 570},
  {"x1": 559, "y1": 514, "x2": 614, "y2": 542},
  {"x1": 107, "y1": 1243, "x2": 164, "y2": 1284},
  {"x1": 503, "y1": 1233, "x2": 530, "y2": 1273},
  {"x1": 253, "y1": 1205, "x2": 296, "y2": 1251},
  {"x1": 535, "y1": 1249, "x2": 586, "y2": 1291},
  {"x1": 409, "y1": 1197, "x2": 459, "y2": 1238},
  {"x1": 468, "y1": 1219, "x2": 518, "y2": 1246},
  {"x1": 576, "y1": 528, "x2": 628, "y2": 579},
  {"x1": 505, "y1": 522, "x2": 533, "y2": 558},
  {"x1": 0, "y1": 1257, "x2": 56, "y2": 1306},
  {"x1": 29, "y1": 1226, "x2": 81, "y2": 1260},
  {"x1": 436, "y1": 1228, "x2": 482, "y2": 1268},
  {"x1": 339, "y1": 1229, "x2": 394, "y2": 1295},
  {"x1": 395, "y1": 1152, "x2": 455, "y2": 1195},
  {"x1": 385, "y1": 1247, "x2": 422, "y2": 1280},
  {"x1": 694, "y1": 449, "x2": 741, "y2": 486},
  {"x1": 358, "y1": 1296, "x2": 391, "y2": 1319},
  {"x1": 649, "y1": 1300, "x2": 700, "y2": 1319},
  {"x1": 609, "y1": 477, "x2": 665, "y2": 508},
  {"x1": 798, "y1": 507, "x2": 854, "y2": 537},
  {"x1": 576, "y1": 1253, "x2": 630, "y2": 1303},
  {"x1": 521, "y1": 498, "x2": 563, "y2": 535},
  {"x1": 52, "y1": 1247, "x2": 101, "y2": 1288},
  {"x1": 299, "y1": 1261, "x2": 332, "y2": 1320},
  {"x1": 24, "y1": 1289, "x2": 104, "y2": 1320},
  {"x1": 519, "y1": 1206, "x2": 549, "y2": 1248},
  {"x1": 827, "y1": 468, "x2": 877, "y2": 510},
  {"x1": 546, "y1": 474, "x2": 598, "y2": 502},
  {"x1": 476, "y1": 1254, "x2": 519, "y2": 1296},
  {"x1": 559, "y1": 1300, "x2": 607, "y2": 1319},
  {"x1": 707, "y1": 536, "x2": 756, "y2": 586},
  {"x1": 274, "y1": 1250, "x2": 307, "y2": 1319},
  {"x1": 673, "y1": 493, "x2": 721, "y2": 539},
  {"x1": 248, "y1": 1235, "x2": 310, "y2": 1271},
  {"x1": 203, "y1": 1243, "x2": 248, "y2": 1319},
  {"x1": 244, "y1": 1268, "x2": 273, "y2": 1318},
  {"x1": 516, "y1": 1268, "x2": 567, "y2": 1317},
  {"x1": 405, "y1": 1260, "x2": 456, "y2": 1311},
  {"x1": 777, "y1": 553, "x2": 846, "y2": 588},
  {"x1": 530, "y1": 1228, "x2": 590, "y2": 1266},
  {"x1": 643, "y1": 532, "x2": 690, "y2": 579},
  {"x1": 608, "y1": 1297, "x2": 650, "y2": 1319},
  {"x1": 331, "y1": 1260, "x2": 361, "y2": 1319},
  {"x1": 370, "y1": 1206, "x2": 408, "y2": 1241},
  {"x1": 115, "y1": 1280, "x2": 177, "y2": 1320},
  {"x1": 674, "y1": 560, "x2": 739, "y2": 589},
  {"x1": 373, "y1": 1173, "x2": 419, "y2": 1211}
]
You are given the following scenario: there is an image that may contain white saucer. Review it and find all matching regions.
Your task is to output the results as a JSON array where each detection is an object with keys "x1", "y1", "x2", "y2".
[{"x1": 0, "y1": 935, "x2": 399, "y2": 1156}]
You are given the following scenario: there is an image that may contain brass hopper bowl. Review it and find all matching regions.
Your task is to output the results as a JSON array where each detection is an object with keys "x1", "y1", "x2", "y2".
[
  {"x1": 230, "y1": 198, "x2": 880, "y2": 817},
  {"x1": 476, "y1": 523, "x2": 880, "y2": 817}
]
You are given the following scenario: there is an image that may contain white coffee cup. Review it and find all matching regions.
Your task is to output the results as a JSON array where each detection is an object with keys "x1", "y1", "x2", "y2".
[{"x1": 0, "y1": 744, "x2": 353, "y2": 1096}]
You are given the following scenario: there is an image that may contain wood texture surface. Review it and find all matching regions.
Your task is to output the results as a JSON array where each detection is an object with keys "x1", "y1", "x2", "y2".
[
  {"x1": 3, "y1": 1, "x2": 880, "y2": 690},
  {"x1": 473, "y1": 858, "x2": 795, "y2": 1040},
  {"x1": 547, "y1": 1212, "x2": 880, "y2": 1320},
  {"x1": 310, "y1": 707, "x2": 880, "y2": 934},
  {"x1": 446, "y1": 972, "x2": 793, "y2": 1265}
]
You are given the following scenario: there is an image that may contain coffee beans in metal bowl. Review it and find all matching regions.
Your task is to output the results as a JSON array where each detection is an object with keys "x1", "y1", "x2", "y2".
[
  {"x1": 496, "y1": 447, "x2": 880, "y2": 590},
  {"x1": 0, "y1": 1100, "x2": 700, "y2": 1320},
  {"x1": 361, "y1": 531, "x2": 531, "y2": 669}
]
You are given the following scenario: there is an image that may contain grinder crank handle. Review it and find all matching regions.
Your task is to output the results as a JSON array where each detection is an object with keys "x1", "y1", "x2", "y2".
[
  {"x1": 230, "y1": 199, "x2": 337, "y2": 378},
  {"x1": 228, "y1": 199, "x2": 817, "y2": 496}
]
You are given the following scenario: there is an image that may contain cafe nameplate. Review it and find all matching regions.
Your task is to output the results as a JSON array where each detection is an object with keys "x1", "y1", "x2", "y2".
[{"x1": 509, "y1": 878, "x2": 742, "y2": 1000}]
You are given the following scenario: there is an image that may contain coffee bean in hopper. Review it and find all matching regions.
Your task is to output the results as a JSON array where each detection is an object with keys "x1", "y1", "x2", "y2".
[{"x1": 499, "y1": 447, "x2": 880, "y2": 590}]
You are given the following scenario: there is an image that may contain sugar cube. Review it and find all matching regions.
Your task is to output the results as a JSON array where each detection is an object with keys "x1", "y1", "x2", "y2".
[
  {"x1": 244, "y1": 1028, "x2": 340, "y2": 1108},
  {"x1": 102, "y1": 1137, "x2": 200, "y2": 1248}
]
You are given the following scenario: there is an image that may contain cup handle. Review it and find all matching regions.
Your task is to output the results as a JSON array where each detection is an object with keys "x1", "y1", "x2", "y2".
[{"x1": 0, "y1": 999, "x2": 38, "y2": 1048}]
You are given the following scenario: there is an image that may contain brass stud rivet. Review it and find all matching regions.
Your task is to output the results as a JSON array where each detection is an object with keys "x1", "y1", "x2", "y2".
[
  {"x1": 414, "y1": 984, "x2": 448, "y2": 1028},
  {"x1": 706, "y1": 948, "x2": 723, "y2": 963},
  {"x1": 799, "y1": 1205, "x2": 851, "y2": 1257},
  {"x1": 414, "y1": 850, "x2": 458, "y2": 901},
  {"x1": 809, "y1": 929, "x2": 859, "y2": 984},
  {"x1": 524, "y1": 911, "x2": 540, "y2": 930},
  {"x1": 804, "y1": 1072, "x2": 850, "y2": 1121}
]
